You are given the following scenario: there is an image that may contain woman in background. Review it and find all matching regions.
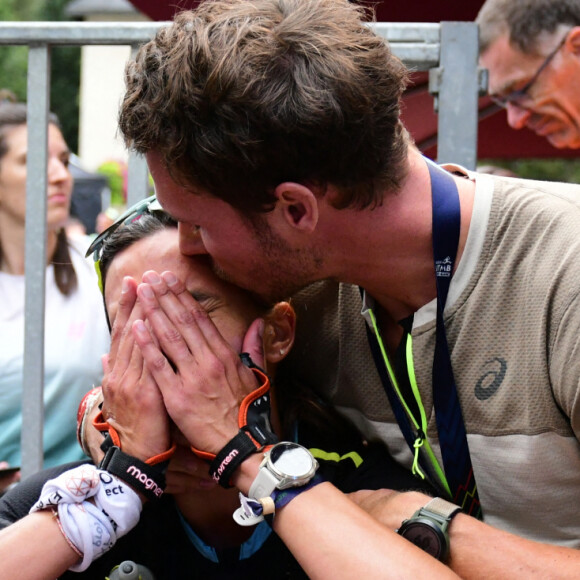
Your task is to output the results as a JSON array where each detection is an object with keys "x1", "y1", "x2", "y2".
[{"x1": 0, "y1": 91, "x2": 110, "y2": 488}]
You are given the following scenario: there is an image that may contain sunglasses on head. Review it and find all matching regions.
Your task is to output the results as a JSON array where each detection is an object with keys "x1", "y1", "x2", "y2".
[{"x1": 85, "y1": 195, "x2": 164, "y2": 290}]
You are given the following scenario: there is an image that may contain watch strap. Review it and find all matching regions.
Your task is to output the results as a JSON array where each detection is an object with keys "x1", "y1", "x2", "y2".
[
  {"x1": 421, "y1": 497, "x2": 461, "y2": 526},
  {"x1": 234, "y1": 475, "x2": 324, "y2": 527},
  {"x1": 248, "y1": 459, "x2": 280, "y2": 499},
  {"x1": 191, "y1": 364, "x2": 279, "y2": 482},
  {"x1": 270, "y1": 474, "x2": 324, "y2": 510},
  {"x1": 237, "y1": 367, "x2": 279, "y2": 448}
]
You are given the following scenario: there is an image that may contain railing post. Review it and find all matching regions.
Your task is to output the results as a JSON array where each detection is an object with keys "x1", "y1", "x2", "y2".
[
  {"x1": 432, "y1": 22, "x2": 480, "y2": 169},
  {"x1": 21, "y1": 43, "x2": 51, "y2": 478}
]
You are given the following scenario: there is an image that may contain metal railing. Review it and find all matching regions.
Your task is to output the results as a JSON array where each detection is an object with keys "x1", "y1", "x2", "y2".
[{"x1": 0, "y1": 20, "x2": 481, "y2": 478}]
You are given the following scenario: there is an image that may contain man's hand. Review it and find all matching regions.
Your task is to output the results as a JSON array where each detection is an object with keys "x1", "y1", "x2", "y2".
[{"x1": 132, "y1": 270, "x2": 264, "y2": 455}]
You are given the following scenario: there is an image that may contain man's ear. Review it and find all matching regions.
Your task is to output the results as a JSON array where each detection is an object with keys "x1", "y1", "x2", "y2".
[
  {"x1": 566, "y1": 26, "x2": 580, "y2": 56},
  {"x1": 273, "y1": 182, "x2": 319, "y2": 233},
  {"x1": 263, "y1": 302, "x2": 296, "y2": 364}
]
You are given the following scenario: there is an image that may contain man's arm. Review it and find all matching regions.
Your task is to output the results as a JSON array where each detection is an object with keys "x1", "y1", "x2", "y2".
[{"x1": 350, "y1": 489, "x2": 580, "y2": 579}]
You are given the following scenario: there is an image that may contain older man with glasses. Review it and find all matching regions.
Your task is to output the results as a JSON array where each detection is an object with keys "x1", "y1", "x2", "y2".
[{"x1": 477, "y1": 0, "x2": 580, "y2": 150}]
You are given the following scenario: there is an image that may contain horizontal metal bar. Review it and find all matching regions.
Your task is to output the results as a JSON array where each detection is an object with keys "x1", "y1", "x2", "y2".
[
  {"x1": 389, "y1": 44, "x2": 440, "y2": 70},
  {"x1": 0, "y1": 21, "x2": 171, "y2": 45},
  {"x1": 0, "y1": 21, "x2": 440, "y2": 68},
  {"x1": 372, "y1": 22, "x2": 440, "y2": 43},
  {"x1": 0, "y1": 21, "x2": 442, "y2": 46}
]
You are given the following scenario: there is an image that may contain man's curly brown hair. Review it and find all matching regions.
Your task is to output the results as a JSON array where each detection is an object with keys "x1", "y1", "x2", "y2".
[{"x1": 119, "y1": 0, "x2": 410, "y2": 214}]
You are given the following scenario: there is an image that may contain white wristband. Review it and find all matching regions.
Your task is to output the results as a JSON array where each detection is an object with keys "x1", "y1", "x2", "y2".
[{"x1": 30, "y1": 464, "x2": 142, "y2": 572}]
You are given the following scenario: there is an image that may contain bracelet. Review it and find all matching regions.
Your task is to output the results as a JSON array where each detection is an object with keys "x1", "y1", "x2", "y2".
[
  {"x1": 30, "y1": 464, "x2": 142, "y2": 572},
  {"x1": 233, "y1": 475, "x2": 324, "y2": 526},
  {"x1": 98, "y1": 443, "x2": 174, "y2": 501},
  {"x1": 76, "y1": 386, "x2": 104, "y2": 456},
  {"x1": 93, "y1": 409, "x2": 176, "y2": 469},
  {"x1": 209, "y1": 429, "x2": 275, "y2": 488}
]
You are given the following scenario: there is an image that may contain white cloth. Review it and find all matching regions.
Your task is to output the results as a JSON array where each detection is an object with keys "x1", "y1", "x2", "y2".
[
  {"x1": 0, "y1": 236, "x2": 110, "y2": 466},
  {"x1": 30, "y1": 463, "x2": 142, "y2": 572}
]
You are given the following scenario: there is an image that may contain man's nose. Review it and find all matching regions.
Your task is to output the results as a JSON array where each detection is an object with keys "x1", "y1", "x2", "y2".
[
  {"x1": 506, "y1": 102, "x2": 533, "y2": 130},
  {"x1": 178, "y1": 222, "x2": 207, "y2": 256}
]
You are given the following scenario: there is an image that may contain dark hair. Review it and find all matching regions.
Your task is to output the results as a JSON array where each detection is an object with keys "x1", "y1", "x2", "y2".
[
  {"x1": 98, "y1": 212, "x2": 178, "y2": 290},
  {"x1": 98, "y1": 211, "x2": 178, "y2": 328},
  {"x1": 477, "y1": 0, "x2": 580, "y2": 55},
  {"x1": 119, "y1": 0, "x2": 410, "y2": 214},
  {"x1": 0, "y1": 92, "x2": 76, "y2": 295}
]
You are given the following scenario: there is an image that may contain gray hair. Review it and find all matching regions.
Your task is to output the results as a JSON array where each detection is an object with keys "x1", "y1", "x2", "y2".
[{"x1": 476, "y1": 0, "x2": 580, "y2": 55}]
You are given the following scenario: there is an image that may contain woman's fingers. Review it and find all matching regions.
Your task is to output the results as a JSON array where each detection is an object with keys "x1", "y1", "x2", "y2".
[{"x1": 108, "y1": 276, "x2": 138, "y2": 365}]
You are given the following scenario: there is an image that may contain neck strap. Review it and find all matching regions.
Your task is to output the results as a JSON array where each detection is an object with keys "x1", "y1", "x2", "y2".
[{"x1": 363, "y1": 159, "x2": 482, "y2": 518}]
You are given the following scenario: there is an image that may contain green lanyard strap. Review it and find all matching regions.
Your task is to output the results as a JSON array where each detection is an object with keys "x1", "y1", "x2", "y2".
[{"x1": 367, "y1": 308, "x2": 451, "y2": 497}]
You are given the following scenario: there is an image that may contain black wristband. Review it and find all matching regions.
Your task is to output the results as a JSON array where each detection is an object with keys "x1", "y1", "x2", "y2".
[
  {"x1": 209, "y1": 427, "x2": 271, "y2": 488},
  {"x1": 98, "y1": 445, "x2": 169, "y2": 501},
  {"x1": 192, "y1": 354, "x2": 278, "y2": 482}
]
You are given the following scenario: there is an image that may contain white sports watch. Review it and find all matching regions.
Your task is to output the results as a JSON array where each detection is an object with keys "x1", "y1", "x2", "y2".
[{"x1": 249, "y1": 442, "x2": 318, "y2": 500}]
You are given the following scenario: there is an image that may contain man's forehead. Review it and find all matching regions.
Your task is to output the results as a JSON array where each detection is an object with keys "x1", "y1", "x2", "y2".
[{"x1": 480, "y1": 35, "x2": 540, "y2": 95}]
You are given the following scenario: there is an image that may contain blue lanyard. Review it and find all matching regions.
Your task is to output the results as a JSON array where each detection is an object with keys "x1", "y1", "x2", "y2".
[
  {"x1": 429, "y1": 161, "x2": 481, "y2": 518},
  {"x1": 364, "y1": 160, "x2": 482, "y2": 518}
]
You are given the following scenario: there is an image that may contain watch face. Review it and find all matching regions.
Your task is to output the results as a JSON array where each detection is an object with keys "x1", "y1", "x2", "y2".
[
  {"x1": 269, "y1": 443, "x2": 314, "y2": 478},
  {"x1": 398, "y1": 520, "x2": 446, "y2": 560}
]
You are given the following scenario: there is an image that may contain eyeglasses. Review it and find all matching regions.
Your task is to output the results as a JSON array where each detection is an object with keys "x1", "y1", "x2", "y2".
[
  {"x1": 85, "y1": 194, "x2": 164, "y2": 290},
  {"x1": 489, "y1": 33, "x2": 568, "y2": 109}
]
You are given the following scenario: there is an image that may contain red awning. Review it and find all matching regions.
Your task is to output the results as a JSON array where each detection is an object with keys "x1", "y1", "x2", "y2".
[{"x1": 127, "y1": 0, "x2": 577, "y2": 160}]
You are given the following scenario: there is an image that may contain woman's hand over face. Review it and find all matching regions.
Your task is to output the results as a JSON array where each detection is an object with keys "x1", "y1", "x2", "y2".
[
  {"x1": 133, "y1": 270, "x2": 264, "y2": 456},
  {"x1": 101, "y1": 276, "x2": 171, "y2": 461}
]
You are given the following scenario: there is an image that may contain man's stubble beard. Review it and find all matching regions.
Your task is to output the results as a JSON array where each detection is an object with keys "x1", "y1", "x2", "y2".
[{"x1": 210, "y1": 216, "x2": 323, "y2": 304}]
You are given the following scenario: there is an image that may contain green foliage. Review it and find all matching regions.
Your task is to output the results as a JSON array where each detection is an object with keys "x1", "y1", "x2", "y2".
[
  {"x1": 96, "y1": 160, "x2": 128, "y2": 207},
  {"x1": 479, "y1": 159, "x2": 580, "y2": 184},
  {"x1": 0, "y1": 0, "x2": 44, "y2": 99},
  {"x1": 0, "y1": 0, "x2": 80, "y2": 152},
  {"x1": 0, "y1": 0, "x2": 43, "y2": 20},
  {"x1": 0, "y1": 47, "x2": 28, "y2": 102},
  {"x1": 49, "y1": 46, "x2": 81, "y2": 153}
]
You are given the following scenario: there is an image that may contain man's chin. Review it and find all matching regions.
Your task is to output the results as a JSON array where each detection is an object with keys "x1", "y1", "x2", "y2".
[
  {"x1": 545, "y1": 136, "x2": 580, "y2": 149},
  {"x1": 541, "y1": 126, "x2": 580, "y2": 150}
]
